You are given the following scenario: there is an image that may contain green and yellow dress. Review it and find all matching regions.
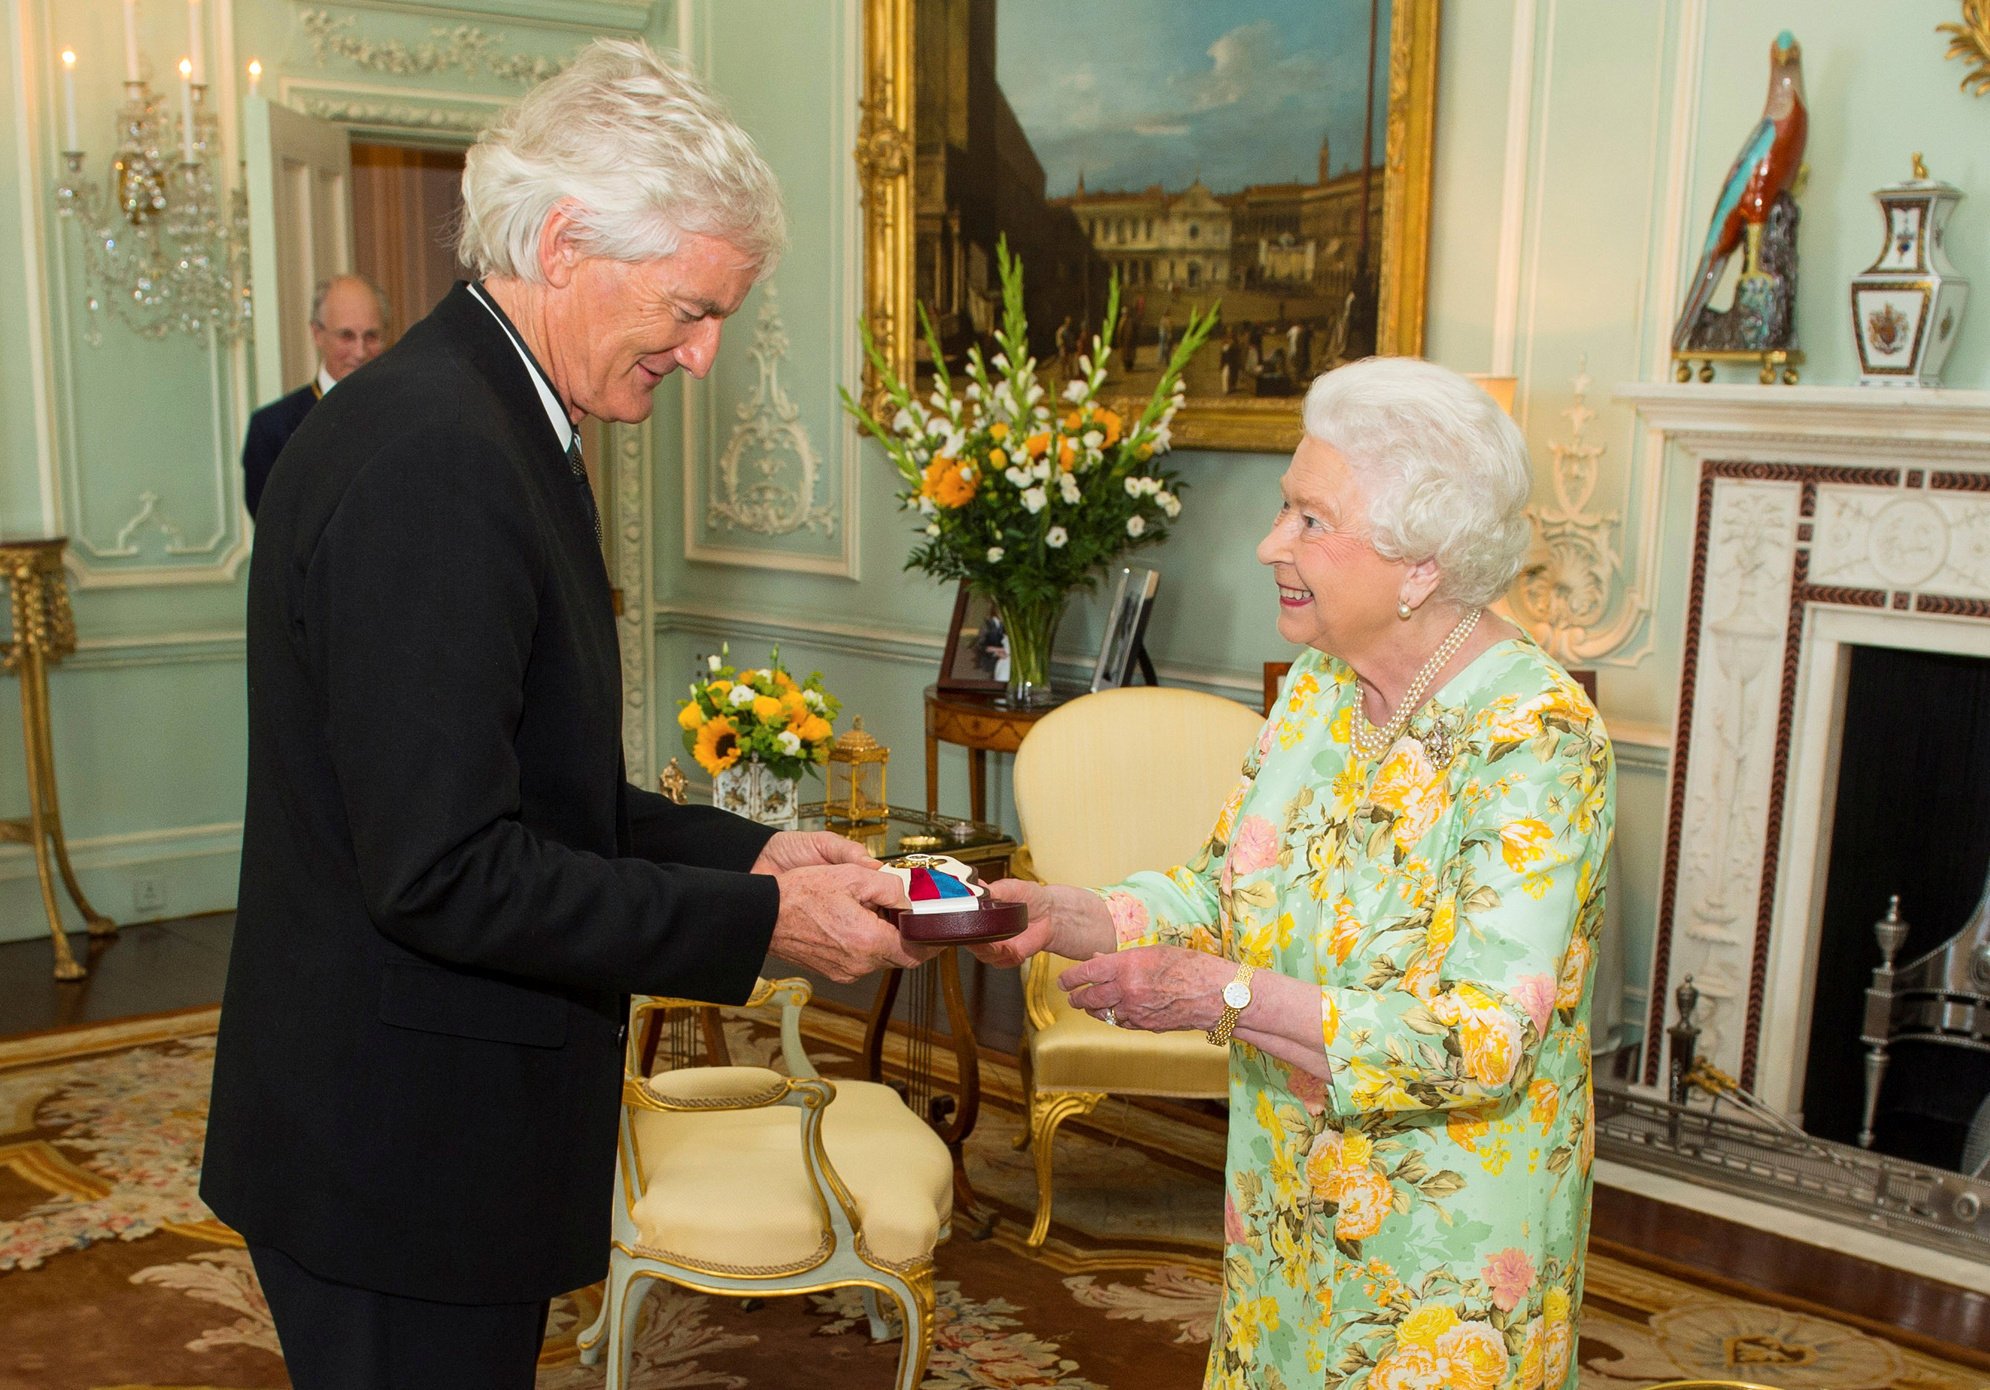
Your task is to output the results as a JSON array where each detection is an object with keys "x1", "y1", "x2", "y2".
[{"x1": 1103, "y1": 638, "x2": 1614, "y2": 1390}]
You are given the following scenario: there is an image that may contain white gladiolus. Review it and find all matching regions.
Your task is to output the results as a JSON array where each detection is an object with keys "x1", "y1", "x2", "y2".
[
  {"x1": 1059, "y1": 474, "x2": 1082, "y2": 505},
  {"x1": 992, "y1": 353, "x2": 1010, "y2": 372},
  {"x1": 728, "y1": 684, "x2": 756, "y2": 708},
  {"x1": 1063, "y1": 379, "x2": 1089, "y2": 403},
  {"x1": 707, "y1": 654, "x2": 722, "y2": 672},
  {"x1": 776, "y1": 730, "x2": 803, "y2": 756},
  {"x1": 1021, "y1": 486, "x2": 1047, "y2": 513},
  {"x1": 892, "y1": 408, "x2": 914, "y2": 433},
  {"x1": 1126, "y1": 515, "x2": 1146, "y2": 537},
  {"x1": 964, "y1": 383, "x2": 981, "y2": 400},
  {"x1": 917, "y1": 496, "x2": 937, "y2": 516},
  {"x1": 1033, "y1": 460, "x2": 1053, "y2": 482},
  {"x1": 1046, "y1": 526, "x2": 1068, "y2": 548},
  {"x1": 1082, "y1": 430, "x2": 1103, "y2": 450},
  {"x1": 987, "y1": 546, "x2": 1005, "y2": 563}
]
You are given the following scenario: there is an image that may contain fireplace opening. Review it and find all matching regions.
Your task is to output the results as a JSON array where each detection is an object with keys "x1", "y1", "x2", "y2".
[{"x1": 1801, "y1": 644, "x2": 1990, "y2": 1171}]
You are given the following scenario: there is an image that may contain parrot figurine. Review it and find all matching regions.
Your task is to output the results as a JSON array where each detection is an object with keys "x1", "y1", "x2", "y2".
[{"x1": 1672, "y1": 30, "x2": 1808, "y2": 350}]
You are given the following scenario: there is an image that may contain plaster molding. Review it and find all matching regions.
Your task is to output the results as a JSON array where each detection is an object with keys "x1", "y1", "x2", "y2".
[
  {"x1": 704, "y1": 286, "x2": 836, "y2": 539},
  {"x1": 1620, "y1": 383, "x2": 1990, "y2": 458},
  {"x1": 297, "y1": 7, "x2": 565, "y2": 85},
  {"x1": 1511, "y1": 363, "x2": 1650, "y2": 665},
  {"x1": 321, "y1": 0, "x2": 655, "y2": 34},
  {"x1": 65, "y1": 630, "x2": 246, "y2": 670},
  {"x1": 0, "y1": 819, "x2": 241, "y2": 884}
]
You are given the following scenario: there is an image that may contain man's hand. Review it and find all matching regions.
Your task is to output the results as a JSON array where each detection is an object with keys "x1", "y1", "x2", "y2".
[
  {"x1": 964, "y1": 878, "x2": 1115, "y2": 968},
  {"x1": 1056, "y1": 944, "x2": 1231, "y2": 1032},
  {"x1": 751, "y1": 830, "x2": 879, "y2": 875},
  {"x1": 768, "y1": 863, "x2": 936, "y2": 983}
]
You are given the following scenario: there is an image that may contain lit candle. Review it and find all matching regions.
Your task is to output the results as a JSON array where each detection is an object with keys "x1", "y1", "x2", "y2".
[
  {"x1": 186, "y1": 0, "x2": 203, "y2": 86},
  {"x1": 60, "y1": 49, "x2": 79, "y2": 151},
  {"x1": 247, "y1": 59, "x2": 261, "y2": 97},
  {"x1": 122, "y1": 0, "x2": 140, "y2": 84},
  {"x1": 178, "y1": 56, "x2": 194, "y2": 163}
]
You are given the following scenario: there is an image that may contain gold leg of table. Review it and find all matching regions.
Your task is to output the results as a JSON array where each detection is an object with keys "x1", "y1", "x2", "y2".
[{"x1": 10, "y1": 645, "x2": 115, "y2": 980}]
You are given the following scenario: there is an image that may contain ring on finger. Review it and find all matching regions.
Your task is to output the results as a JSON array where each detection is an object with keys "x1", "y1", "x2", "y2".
[{"x1": 1103, "y1": 1007, "x2": 1118, "y2": 1027}]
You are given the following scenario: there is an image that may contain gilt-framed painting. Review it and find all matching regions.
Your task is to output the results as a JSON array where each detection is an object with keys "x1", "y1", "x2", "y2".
[{"x1": 857, "y1": 0, "x2": 1438, "y2": 454}]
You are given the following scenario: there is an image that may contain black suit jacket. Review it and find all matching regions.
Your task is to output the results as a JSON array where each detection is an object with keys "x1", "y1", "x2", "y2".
[
  {"x1": 203, "y1": 283, "x2": 781, "y2": 1304},
  {"x1": 241, "y1": 381, "x2": 319, "y2": 519}
]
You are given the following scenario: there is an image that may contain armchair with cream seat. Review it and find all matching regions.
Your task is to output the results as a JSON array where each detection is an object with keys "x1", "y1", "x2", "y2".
[
  {"x1": 1008, "y1": 684, "x2": 1266, "y2": 1247},
  {"x1": 577, "y1": 976, "x2": 954, "y2": 1390}
]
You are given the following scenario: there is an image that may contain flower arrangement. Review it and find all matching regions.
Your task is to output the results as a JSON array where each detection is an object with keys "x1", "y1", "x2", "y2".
[
  {"x1": 843, "y1": 237, "x2": 1218, "y2": 702},
  {"x1": 676, "y1": 646, "x2": 840, "y2": 782}
]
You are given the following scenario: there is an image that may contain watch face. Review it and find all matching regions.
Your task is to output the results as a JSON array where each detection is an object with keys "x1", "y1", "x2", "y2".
[{"x1": 1222, "y1": 980, "x2": 1251, "y2": 1009}]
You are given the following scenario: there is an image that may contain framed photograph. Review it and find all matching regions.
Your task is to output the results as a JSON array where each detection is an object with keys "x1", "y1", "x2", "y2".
[
  {"x1": 1091, "y1": 566, "x2": 1161, "y2": 693},
  {"x1": 937, "y1": 582, "x2": 1010, "y2": 693},
  {"x1": 857, "y1": 0, "x2": 1439, "y2": 453}
]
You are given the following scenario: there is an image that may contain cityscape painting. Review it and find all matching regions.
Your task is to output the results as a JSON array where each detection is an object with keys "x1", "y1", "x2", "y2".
[{"x1": 903, "y1": 0, "x2": 1423, "y2": 423}]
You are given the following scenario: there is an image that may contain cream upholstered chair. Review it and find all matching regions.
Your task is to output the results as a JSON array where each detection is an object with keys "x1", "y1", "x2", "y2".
[
  {"x1": 577, "y1": 977, "x2": 954, "y2": 1390},
  {"x1": 1009, "y1": 684, "x2": 1265, "y2": 1247}
]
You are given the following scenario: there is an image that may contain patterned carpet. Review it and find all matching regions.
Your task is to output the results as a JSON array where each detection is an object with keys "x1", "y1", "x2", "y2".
[{"x1": 0, "y1": 1004, "x2": 1982, "y2": 1390}]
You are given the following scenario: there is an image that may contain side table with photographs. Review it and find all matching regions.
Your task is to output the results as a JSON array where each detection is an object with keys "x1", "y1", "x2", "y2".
[{"x1": 923, "y1": 685, "x2": 1067, "y2": 823}]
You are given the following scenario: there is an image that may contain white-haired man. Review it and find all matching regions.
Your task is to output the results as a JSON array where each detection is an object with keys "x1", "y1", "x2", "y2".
[
  {"x1": 240, "y1": 274, "x2": 388, "y2": 518},
  {"x1": 203, "y1": 41, "x2": 922, "y2": 1389}
]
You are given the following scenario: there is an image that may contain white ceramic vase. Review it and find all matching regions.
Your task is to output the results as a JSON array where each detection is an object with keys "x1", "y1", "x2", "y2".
[
  {"x1": 1851, "y1": 165, "x2": 1969, "y2": 387},
  {"x1": 713, "y1": 761, "x2": 800, "y2": 829}
]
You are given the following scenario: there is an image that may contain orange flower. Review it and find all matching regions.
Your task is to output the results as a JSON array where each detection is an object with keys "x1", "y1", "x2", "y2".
[
  {"x1": 1022, "y1": 431, "x2": 1051, "y2": 458},
  {"x1": 1333, "y1": 1165, "x2": 1392, "y2": 1242},
  {"x1": 1057, "y1": 438, "x2": 1078, "y2": 471},
  {"x1": 751, "y1": 695, "x2": 784, "y2": 723},
  {"x1": 798, "y1": 714, "x2": 832, "y2": 744},
  {"x1": 988, "y1": 421, "x2": 1009, "y2": 441},
  {"x1": 990, "y1": 447, "x2": 1008, "y2": 469},
  {"x1": 921, "y1": 456, "x2": 978, "y2": 508},
  {"x1": 1095, "y1": 406, "x2": 1123, "y2": 445},
  {"x1": 1063, "y1": 409, "x2": 1084, "y2": 431},
  {"x1": 1528, "y1": 1078, "x2": 1560, "y2": 1127}
]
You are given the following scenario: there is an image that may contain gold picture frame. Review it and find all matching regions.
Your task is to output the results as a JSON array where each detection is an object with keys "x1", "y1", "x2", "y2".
[{"x1": 856, "y1": 0, "x2": 1439, "y2": 454}]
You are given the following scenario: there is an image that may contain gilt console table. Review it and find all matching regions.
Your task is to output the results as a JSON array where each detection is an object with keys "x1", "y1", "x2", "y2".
[{"x1": 0, "y1": 538, "x2": 115, "y2": 979}]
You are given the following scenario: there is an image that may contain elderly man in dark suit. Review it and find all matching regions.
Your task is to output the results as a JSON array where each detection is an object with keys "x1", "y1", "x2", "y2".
[
  {"x1": 239, "y1": 274, "x2": 389, "y2": 518},
  {"x1": 202, "y1": 40, "x2": 923, "y2": 1390}
]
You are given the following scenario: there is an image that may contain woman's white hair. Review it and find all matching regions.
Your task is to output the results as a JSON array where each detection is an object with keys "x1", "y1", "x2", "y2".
[
  {"x1": 457, "y1": 39, "x2": 786, "y2": 283},
  {"x1": 1301, "y1": 357, "x2": 1535, "y2": 608}
]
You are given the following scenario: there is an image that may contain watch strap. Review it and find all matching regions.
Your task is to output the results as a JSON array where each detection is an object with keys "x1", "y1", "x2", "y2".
[{"x1": 1205, "y1": 963, "x2": 1256, "y2": 1046}]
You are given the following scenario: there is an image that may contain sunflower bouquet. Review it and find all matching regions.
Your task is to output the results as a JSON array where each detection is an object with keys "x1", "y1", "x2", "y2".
[
  {"x1": 842, "y1": 236, "x2": 1218, "y2": 701},
  {"x1": 676, "y1": 646, "x2": 839, "y2": 782}
]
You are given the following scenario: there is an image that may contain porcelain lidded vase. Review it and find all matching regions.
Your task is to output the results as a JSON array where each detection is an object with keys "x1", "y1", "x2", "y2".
[{"x1": 1851, "y1": 154, "x2": 1968, "y2": 387}]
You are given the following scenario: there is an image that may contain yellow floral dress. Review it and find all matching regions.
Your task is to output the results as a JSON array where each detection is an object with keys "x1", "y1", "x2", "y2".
[{"x1": 1102, "y1": 638, "x2": 1614, "y2": 1390}]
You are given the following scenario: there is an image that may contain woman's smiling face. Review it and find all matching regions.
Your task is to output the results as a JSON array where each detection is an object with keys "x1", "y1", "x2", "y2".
[{"x1": 1255, "y1": 434, "x2": 1407, "y2": 658}]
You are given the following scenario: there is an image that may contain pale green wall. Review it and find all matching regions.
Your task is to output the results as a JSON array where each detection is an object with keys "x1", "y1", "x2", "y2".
[{"x1": 3, "y1": 0, "x2": 1983, "y2": 1055}]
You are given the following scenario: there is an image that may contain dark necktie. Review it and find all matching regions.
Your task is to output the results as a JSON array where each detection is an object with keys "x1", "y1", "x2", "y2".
[{"x1": 565, "y1": 434, "x2": 601, "y2": 546}]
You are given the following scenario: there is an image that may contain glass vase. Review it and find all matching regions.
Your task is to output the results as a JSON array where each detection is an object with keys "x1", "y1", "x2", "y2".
[
  {"x1": 995, "y1": 591, "x2": 1067, "y2": 708},
  {"x1": 713, "y1": 761, "x2": 801, "y2": 828}
]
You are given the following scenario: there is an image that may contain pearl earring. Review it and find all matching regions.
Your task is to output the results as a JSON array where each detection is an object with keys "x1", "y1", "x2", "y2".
[{"x1": 1397, "y1": 600, "x2": 1413, "y2": 620}]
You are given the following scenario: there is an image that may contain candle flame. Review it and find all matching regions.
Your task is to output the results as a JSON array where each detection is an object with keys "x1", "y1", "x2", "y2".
[
  {"x1": 248, "y1": 60, "x2": 262, "y2": 78},
  {"x1": 61, "y1": 49, "x2": 76, "y2": 69},
  {"x1": 178, "y1": 56, "x2": 192, "y2": 78}
]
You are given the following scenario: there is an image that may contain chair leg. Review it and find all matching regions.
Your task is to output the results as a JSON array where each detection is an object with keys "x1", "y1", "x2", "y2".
[
  {"x1": 576, "y1": 1252, "x2": 619, "y2": 1364},
  {"x1": 861, "y1": 1286, "x2": 895, "y2": 1342},
  {"x1": 1026, "y1": 1091, "x2": 1105, "y2": 1249},
  {"x1": 881, "y1": 1267, "x2": 938, "y2": 1390},
  {"x1": 580, "y1": 1262, "x2": 654, "y2": 1390},
  {"x1": 1012, "y1": 1045, "x2": 1036, "y2": 1152}
]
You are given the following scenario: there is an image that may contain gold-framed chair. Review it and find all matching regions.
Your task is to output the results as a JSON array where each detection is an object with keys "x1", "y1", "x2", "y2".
[
  {"x1": 577, "y1": 977, "x2": 954, "y2": 1390},
  {"x1": 1009, "y1": 684, "x2": 1265, "y2": 1247},
  {"x1": 1639, "y1": 1382, "x2": 1782, "y2": 1389}
]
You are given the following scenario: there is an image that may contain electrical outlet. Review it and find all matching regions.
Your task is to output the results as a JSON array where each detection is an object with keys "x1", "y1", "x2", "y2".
[{"x1": 131, "y1": 878, "x2": 166, "y2": 915}]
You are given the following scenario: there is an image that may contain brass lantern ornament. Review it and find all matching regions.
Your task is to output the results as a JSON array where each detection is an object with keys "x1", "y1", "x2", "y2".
[{"x1": 826, "y1": 716, "x2": 890, "y2": 824}]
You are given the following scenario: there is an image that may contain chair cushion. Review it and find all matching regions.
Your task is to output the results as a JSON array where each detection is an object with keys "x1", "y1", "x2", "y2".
[
  {"x1": 1031, "y1": 990, "x2": 1231, "y2": 1096},
  {"x1": 630, "y1": 1076, "x2": 952, "y2": 1271}
]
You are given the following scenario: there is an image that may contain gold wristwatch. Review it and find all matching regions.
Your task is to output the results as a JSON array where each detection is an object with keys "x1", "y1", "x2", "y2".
[{"x1": 1205, "y1": 964, "x2": 1256, "y2": 1046}]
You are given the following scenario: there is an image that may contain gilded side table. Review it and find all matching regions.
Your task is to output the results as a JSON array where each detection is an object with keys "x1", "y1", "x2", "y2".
[{"x1": 0, "y1": 538, "x2": 115, "y2": 979}]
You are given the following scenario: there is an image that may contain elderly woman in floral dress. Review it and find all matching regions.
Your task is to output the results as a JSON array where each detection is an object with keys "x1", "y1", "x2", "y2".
[{"x1": 978, "y1": 356, "x2": 1614, "y2": 1390}]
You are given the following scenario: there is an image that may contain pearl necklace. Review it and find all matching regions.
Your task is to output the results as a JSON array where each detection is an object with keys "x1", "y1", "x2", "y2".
[{"x1": 1351, "y1": 607, "x2": 1481, "y2": 761}]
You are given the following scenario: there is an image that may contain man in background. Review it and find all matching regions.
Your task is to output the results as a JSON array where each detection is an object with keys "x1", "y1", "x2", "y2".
[{"x1": 240, "y1": 274, "x2": 389, "y2": 518}]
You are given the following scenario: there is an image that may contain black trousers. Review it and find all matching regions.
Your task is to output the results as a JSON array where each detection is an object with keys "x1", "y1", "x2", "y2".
[{"x1": 249, "y1": 1243, "x2": 551, "y2": 1390}]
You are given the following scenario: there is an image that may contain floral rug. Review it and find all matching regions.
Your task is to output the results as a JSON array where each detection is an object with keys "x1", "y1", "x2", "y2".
[{"x1": 1, "y1": 1006, "x2": 1983, "y2": 1390}]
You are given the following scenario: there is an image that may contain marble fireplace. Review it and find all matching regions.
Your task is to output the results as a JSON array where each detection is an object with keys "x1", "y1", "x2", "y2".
[{"x1": 1621, "y1": 385, "x2": 1990, "y2": 1129}]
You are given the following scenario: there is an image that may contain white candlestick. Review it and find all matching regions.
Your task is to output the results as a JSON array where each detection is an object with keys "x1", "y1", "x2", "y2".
[
  {"x1": 186, "y1": 0, "x2": 203, "y2": 87},
  {"x1": 122, "y1": 0, "x2": 140, "y2": 83},
  {"x1": 247, "y1": 59, "x2": 261, "y2": 97},
  {"x1": 60, "y1": 50, "x2": 79, "y2": 151},
  {"x1": 178, "y1": 57, "x2": 194, "y2": 163}
]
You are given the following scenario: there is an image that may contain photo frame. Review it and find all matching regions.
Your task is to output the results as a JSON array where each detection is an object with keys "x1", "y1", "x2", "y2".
[
  {"x1": 936, "y1": 582, "x2": 1010, "y2": 693},
  {"x1": 1090, "y1": 566, "x2": 1161, "y2": 693},
  {"x1": 857, "y1": 0, "x2": 1439, "y2": 453}
]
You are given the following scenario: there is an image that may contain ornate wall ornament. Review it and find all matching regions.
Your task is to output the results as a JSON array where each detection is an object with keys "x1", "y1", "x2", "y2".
[
  {"x1": 291, "y1": 95, "x2": 490, "y2": 136},
  {"x1": 298, "y1": 9, "x2": 563, "y2": 86},
  {"x1": 1939, "y1": 0, "x2": 1990, "y2": 96},
  {"x1": 105, "y1": 492, "x2": 207, "y2": 558},
  {"x1": 706, "y1": 286, "x2": 837, "y2": 539},
  {"x1": 1510, "y1": 364, "x2": 1649, "y2": 665}
]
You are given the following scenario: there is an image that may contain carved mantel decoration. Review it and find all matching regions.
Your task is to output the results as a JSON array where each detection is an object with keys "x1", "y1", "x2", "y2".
[
  {"x1": 297, "y1": 9, "x2": 563, "y2": 85},
  {"x1": 708, "y1": 287, "x2": 836, "y2": 538},
  {"x1": 1940, "y1": 0, "x2": 1990, "y2": 96},
  {"x1": 1622, "y1": 383, "x2": 1990, "y2": 1114}
]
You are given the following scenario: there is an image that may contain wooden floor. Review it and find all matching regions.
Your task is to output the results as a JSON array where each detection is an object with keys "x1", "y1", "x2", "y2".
[{"x1": 2, "y1": 912, "x2": 1984, "y2": 1359}]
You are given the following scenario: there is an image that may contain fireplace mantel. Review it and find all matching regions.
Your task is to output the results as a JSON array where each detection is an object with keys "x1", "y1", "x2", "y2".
[{"x1": 1618, "y1": 382, "x2": 1990, "y2": 462}]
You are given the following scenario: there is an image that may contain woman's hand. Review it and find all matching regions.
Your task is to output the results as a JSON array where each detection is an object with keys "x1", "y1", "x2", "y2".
[
  {"x1": 964, "y1": 879, "x2": 1114, "y2": 967},
  {"x1": 1056, "y1": 944, "x2": 1233, "y2": 1032}
]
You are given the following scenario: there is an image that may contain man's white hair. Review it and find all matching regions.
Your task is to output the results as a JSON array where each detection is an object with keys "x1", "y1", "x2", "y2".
[
  {"x1": 1301, "y1": 357, "x2": 1534, "y2": 608},
  {"x1": 457, "y1": 38, "x2": 786, "y2": 283}
]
